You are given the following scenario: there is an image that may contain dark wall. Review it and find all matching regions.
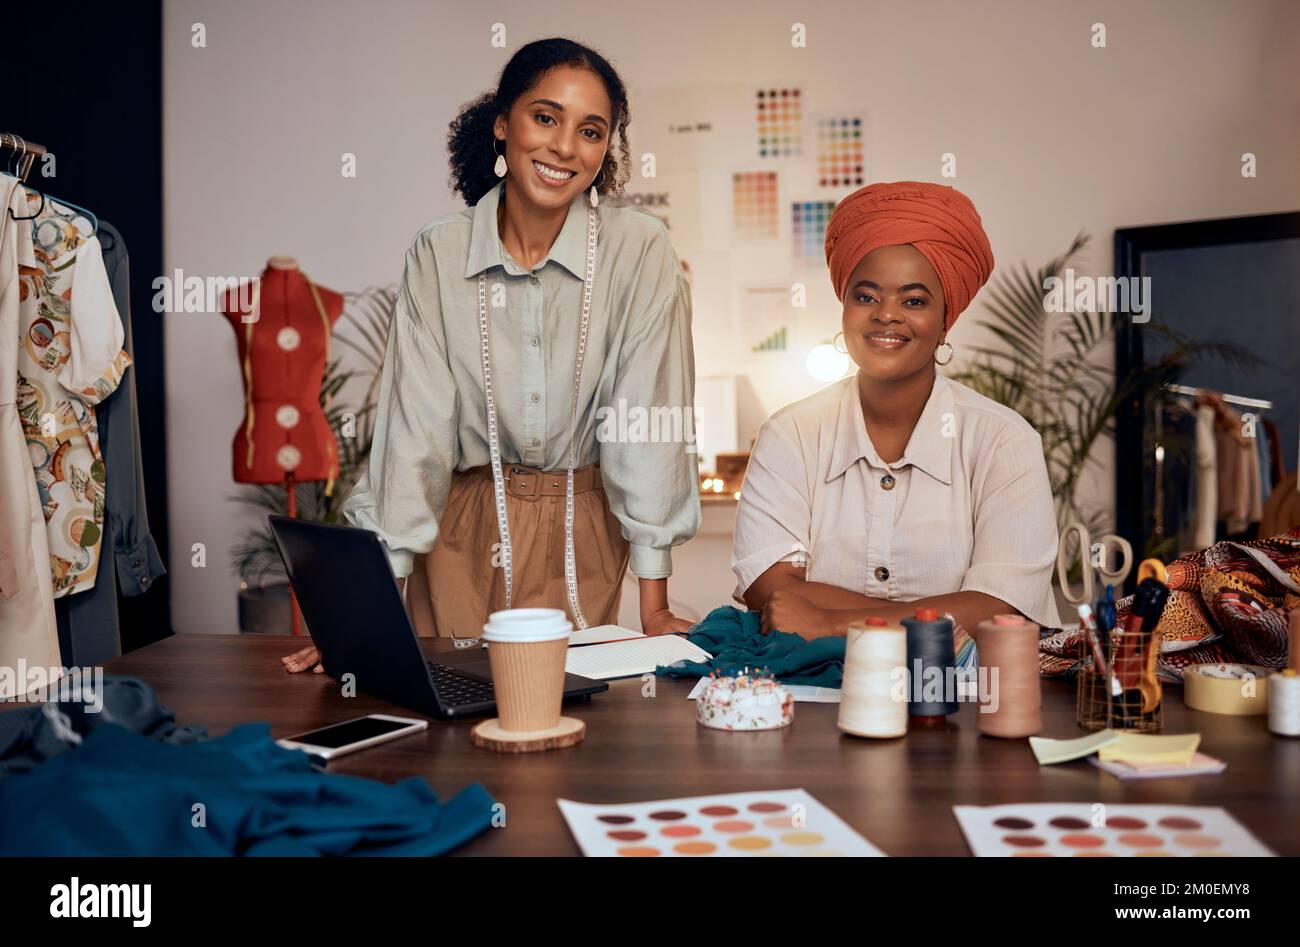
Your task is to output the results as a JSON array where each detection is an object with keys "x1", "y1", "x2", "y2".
[
  {"x1": 11, "y1": 1, "x2": 171, "y2": 649},
  {"x1": 1115, "y1": 212, "x2": 1300, "y2": 564}
]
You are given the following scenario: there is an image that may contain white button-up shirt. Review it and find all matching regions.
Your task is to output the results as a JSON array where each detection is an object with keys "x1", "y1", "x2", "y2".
[{"x1": 731, "y1": 373, "x2": 1062, "y2": 629}]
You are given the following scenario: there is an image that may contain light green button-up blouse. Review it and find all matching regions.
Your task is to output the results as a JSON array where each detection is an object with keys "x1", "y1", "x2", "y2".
[{"x1": 343, "y1": 181, "x2": 701, "y2": 580}]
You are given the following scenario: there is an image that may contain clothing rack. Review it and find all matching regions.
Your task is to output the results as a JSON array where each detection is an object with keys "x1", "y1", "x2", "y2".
[
  {"x1": 0, "y1": 133, "x2": 46, "y2": 182},
  {"x1": 1153, "y1": 383, "x2": 1276, "y2": 543},
  {"x1": 1166, "y1": 383, "x2": 1273, "y2": 411}
]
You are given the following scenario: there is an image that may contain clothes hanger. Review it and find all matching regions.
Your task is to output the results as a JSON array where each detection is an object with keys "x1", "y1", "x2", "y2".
[
  {"x1": 2, "y1": 132, "x2": 99, "y2": 235},
  {"x1": 5, "y1": 135, "x2": 46, "y2": 222},
  {"x1": 45, "y1": 192, "x2": 99, "y2": 237}
]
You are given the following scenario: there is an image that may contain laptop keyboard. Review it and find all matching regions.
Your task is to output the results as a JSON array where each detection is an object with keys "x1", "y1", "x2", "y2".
[{"x1": 426, "y1": 661, "x2": 495, "y2": 706}]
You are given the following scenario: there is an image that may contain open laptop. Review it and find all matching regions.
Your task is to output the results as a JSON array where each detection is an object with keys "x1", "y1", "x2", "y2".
[{"x1": 268, "y1": 515, "x2": 607, "y2": 719}]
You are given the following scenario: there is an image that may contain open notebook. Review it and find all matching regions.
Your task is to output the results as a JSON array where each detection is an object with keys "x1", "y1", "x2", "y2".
[
  {"x1": 564, "y1": 635, "x2": 713, "y2": 680},
  {"x1": 568, "y1": 624, "x2": 646, "y2": 646}
]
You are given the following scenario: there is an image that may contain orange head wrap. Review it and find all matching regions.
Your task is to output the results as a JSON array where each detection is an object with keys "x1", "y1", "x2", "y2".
[{"x1": 823, "y1": 181, "x2": 994, "y2": 329}]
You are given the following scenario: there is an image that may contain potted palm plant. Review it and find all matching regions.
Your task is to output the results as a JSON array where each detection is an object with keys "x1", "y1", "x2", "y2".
[
  {"x1": 231, "y1": 286, "x2": 396, "y2": 633},
  {"x1": 948, "y1": 233, "x2": 1249, "y2": 562}
]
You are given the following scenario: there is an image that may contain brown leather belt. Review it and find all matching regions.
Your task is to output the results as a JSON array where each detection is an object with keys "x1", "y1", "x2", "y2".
[{"x1": 460, "y1": 462, "x2": 603, "y2": 499}]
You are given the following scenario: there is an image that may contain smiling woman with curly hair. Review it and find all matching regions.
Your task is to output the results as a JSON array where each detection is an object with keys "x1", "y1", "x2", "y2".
[{"x1": 283, "y1": 38, "x2": 700, "y2": 672}]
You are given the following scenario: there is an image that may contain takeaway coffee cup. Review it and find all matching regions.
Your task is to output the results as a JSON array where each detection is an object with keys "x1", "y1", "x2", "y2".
[{"x1": 482, "y1": 608, "x2": 572, "y2": 732}]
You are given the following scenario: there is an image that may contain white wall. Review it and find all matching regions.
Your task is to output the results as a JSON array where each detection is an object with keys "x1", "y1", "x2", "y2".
[{"x1": 164, "y1": 0, "x2": 1300, "y2": 633}]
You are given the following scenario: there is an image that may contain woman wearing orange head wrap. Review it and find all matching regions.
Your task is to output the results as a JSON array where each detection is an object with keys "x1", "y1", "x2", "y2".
[{"x1": 731, "y1": 182, "x2": 1061, "y2": 644}]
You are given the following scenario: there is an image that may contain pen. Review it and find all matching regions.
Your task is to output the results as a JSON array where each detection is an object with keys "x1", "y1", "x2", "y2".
[
  {"x1": 1114, "y1": 578, "x2": 1170, "y2": 717},
  {"x1": 1077, "y1": 604, "x2": 1109, "y2": 678}
]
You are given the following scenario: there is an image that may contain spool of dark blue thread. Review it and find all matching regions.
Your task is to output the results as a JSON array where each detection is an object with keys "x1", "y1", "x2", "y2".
[{"x1": 902, "y1": 607, "x2": 958, "y2": 722}]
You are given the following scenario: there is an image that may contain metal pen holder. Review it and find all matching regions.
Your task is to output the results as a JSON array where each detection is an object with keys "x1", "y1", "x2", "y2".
[{"x1": 1075, "y1": 628, "x2": 1162, "y2": 733}]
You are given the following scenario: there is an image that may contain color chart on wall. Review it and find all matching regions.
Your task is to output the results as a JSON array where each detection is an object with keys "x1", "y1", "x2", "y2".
[
  {"x1": 732, "y1": 171, "x2": 779, "y2": 239},
  {"x1": 559, "y1": 789, "x2": 885, "y2": 857},
  {"x1": 752, "y1": 327, "x2": 788, "y2": 352},
  {"x1": 755, "y1": 87, "x2": 802, "y2": 158},
  {"x1": 954, "y1": 804, "x2": 1275, "y2": 857},
  {"x1": 815, "y1": 114, "x2": 865, "y2": 187},
  {"x1": 792, "y1": 200, "x2": 836, "y2": 265}
]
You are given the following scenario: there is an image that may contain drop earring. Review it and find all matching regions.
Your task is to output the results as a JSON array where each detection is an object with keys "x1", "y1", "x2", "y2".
[
  {"x1": 589, "y1": 168, "x2": 605, "y2": 208},
  {"x1": 492, "y1": 138, "x2": 507, "y2": 178}
]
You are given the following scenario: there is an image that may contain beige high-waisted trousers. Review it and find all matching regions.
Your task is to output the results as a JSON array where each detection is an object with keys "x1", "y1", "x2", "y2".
[{"x1": 405, "y1": 463, "x2": 630, "y2": 639}]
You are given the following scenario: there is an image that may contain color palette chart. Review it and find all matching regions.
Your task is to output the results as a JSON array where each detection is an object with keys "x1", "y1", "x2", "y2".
[
  {"x1": 755, "y1": 88, "x2": 802, "y2": 158},
  {"x1": 752, "y1": 327, "x2": 787, "y2": 352},
  {"x1": 954, "y1": 804, "x2": 1275, "y2": 857},
  {"x1": 792, "y1": 200, "x2": 836, "y2": 265},
  {"x1": 558, "y1": 789, "x2": 885, "y2": 857},
  {"x1": 732, "y1": 171, "x2": 779, "y2": 239},
  {"x1": 816, "y1": 115, "x2": 864, "y2": 187}
]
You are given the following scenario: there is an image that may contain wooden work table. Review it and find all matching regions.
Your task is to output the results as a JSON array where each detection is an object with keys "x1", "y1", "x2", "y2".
[{"x1": 100, "y1": 634, "x2": 1300, "y2": 856}]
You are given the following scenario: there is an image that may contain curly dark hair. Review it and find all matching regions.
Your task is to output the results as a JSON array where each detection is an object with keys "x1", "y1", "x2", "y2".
[{"x1": 447, "y1": 38, "x2": 631, "y2": 206}]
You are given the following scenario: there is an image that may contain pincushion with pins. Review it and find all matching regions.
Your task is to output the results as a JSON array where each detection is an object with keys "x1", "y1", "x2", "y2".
[{"x1": 695, "y1": 670, "x2": 794, "y2": 731}]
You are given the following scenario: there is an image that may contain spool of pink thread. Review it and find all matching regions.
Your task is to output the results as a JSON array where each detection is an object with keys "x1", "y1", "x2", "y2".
[{"x1": 974, "y1": 614, "x2": 1042, "y2": 738}]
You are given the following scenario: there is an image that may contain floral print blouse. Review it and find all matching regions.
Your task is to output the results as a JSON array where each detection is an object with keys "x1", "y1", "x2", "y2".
[{"x1": 17, "y1": 193, "x2": 131, "y2": 597}]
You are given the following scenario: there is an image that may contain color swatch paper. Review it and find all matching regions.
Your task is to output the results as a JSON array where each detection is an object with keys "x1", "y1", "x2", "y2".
[
  {"x1": 791, "y1": 200, "x2": 836, "y2": 265},
  {"x1": 756, "y1": 87, "x2": 802, "y2": 158},
  {"x1": 751, "y1": 327, "x2": 787, "y2": 352},
  {"x1": 954, "y1": 803, "x2": 1275, "y2": 857},
  {"x1": 815, "y1": 115, "x2": 865, "y2": 187},
  {"x1": 559, "y1": 789, "x2": 885, "y2": 857},
  {"x1": 732, "y1": 171, "x2": 779, "y2": 239}
]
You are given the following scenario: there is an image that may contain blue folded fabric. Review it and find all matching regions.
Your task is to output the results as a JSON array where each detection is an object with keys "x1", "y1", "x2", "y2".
[
  {"x1": 0, "y1": 675, "x2": 207, "y2": 781},
  {"x1": 656, "y1": 605, "x2": 845, "y2": 686},
  {"x1": 0, "y1": 722, "x2": 496, "y2": 856}
]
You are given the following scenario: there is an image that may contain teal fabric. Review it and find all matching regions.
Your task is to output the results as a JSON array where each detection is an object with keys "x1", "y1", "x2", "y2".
[
  {"x1": 0, "y1": 722, "x2": 495, "y2": 856},
  {"x1": 656, "y1": 605, "x2": 845, "y2": 686}
]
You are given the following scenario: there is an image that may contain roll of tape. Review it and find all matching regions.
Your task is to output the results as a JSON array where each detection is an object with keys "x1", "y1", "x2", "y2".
[{"x1": 1183, "y1": 663, "x2": 1270, "y2": 716}]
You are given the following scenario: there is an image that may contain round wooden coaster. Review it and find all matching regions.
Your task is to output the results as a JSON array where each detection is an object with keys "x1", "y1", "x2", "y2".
[{"x1": 470, "y1": 716, "x2": 586, "y2": 753}]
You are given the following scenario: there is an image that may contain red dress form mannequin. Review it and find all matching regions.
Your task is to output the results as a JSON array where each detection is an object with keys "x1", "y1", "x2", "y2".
[
  {"x1": 220, "y1": 257, "x2": 343, "y2": 492},
  {"x1": 221, "y1": 258, "x2": 343, "y2": 635}
]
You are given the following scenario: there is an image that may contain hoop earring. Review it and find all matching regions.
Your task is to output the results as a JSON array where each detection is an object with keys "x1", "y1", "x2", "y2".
[
  {"x1": 492, "y1": 138, "x2": 507, "y2": 178},
  {"x1": 934, "y1": 340, "x2": 955, "y2": 366},
  {"x1": 589, "y1": 168, "x2": 605, "y2": 208},
  {"x1": 832, "y1": 331, "x2": 848, "y2": 354}
]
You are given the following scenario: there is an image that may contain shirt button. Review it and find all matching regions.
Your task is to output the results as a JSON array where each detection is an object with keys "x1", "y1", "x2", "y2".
[
  {"x1": 530, "y1": 336, "x2": 539, "y2": 346},
  {"x1": 531, "y1": 392, "x2": 540, "y2": 403},
  {"x1": 532, "y1": 438, "x2": 541, "y2": 447},
  {"x1": 874, "y1": 566, "x2": 890, "y2": 582},
  {"x1": 529, "y1": 276, "x2": 540, "y2": 286},
  {"x1": 880, "y1": 474, "x2": 895, "y2": 490}
]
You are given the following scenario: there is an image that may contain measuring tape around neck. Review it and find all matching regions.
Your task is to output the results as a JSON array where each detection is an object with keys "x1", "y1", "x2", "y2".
[{"x1": 476, "y1": 204, "x2": 598, "y2": 629}]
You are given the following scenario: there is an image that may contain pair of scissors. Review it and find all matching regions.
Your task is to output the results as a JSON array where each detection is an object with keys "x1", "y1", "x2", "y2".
[{"x1": 1056, "y1": 519, "x2": 1134, "y2": 610}]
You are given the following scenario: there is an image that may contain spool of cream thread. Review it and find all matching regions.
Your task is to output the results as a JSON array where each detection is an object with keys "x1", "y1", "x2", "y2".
[
  {"x1": 974, "y1": 614, "x2": 1042, "y2": 738},
  {"x1": 1268, "y1": 670, "x2": 1300, "y2": 737},
  {"x1": 838, "y1": 617, "x2": 908, "y2": 739}
]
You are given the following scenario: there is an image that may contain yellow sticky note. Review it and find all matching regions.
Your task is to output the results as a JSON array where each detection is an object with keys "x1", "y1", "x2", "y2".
[
  {"x1": 1029, "y1": 729, "x2": 1121, "y2": 765},
  {"x1": 1097, "y1": 732, "x2": 1200, "y2": 766}
]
